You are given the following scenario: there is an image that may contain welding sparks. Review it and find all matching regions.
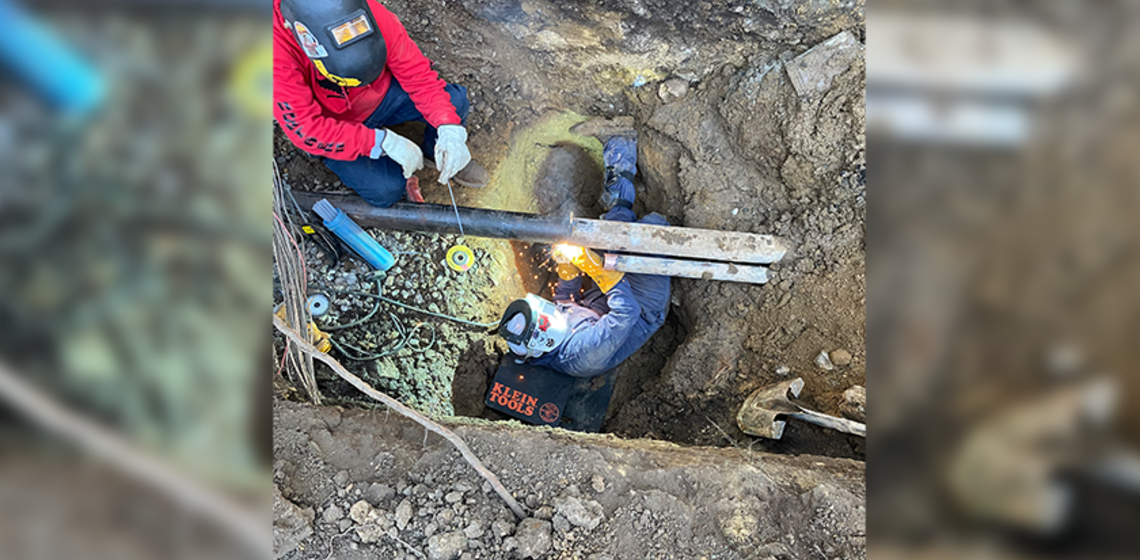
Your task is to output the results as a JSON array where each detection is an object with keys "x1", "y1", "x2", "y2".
[{"x1": 553, "y1": 243, "x2": 584, "y2": 261}]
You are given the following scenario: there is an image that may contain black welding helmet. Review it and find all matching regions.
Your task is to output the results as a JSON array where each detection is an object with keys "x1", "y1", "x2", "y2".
[
  {"x1": 279, "y1": 0, "x2": 386, "y2": 87},
  {"x1": 498, "y1": 294, "x2": 570, "y2": 360}
]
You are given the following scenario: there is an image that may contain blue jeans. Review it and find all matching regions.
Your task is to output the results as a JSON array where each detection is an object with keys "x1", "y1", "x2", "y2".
[
  {"x1": 601, "y1": 136, "x2": 637, "y2": 209},
  {"x1": 326, "y1": 79, "x2": 469, "y2": 207},
  {"x1": 601, "y1": 136, "x2": 670, "y2": 331}
]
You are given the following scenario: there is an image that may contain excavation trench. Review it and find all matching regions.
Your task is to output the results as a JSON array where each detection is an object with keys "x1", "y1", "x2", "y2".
[
  {"x1": 274, "y1": 0, "x2": 865, "y2": 461},
  {"x1": 284, "y1": 130, "x2": 859, "y2": 461},
  {"x1": 272, "y1": 1, "x2": 865, "y2": 558}
]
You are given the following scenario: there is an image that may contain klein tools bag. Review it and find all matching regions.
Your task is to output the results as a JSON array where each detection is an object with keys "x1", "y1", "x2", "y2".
[{"x1": 485, "y1": 356, "x2": 618, "y2": 433}]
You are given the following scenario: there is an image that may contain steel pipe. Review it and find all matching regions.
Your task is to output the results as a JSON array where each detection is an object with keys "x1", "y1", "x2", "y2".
[
  {"x1": 604, "y1": 254, "x2": 770, "y2": 284},
  {"x1": 293, "y1": 192, "x2": 570, "y2": 242},
  {"x1": 292, "y1": 192, "x2": 790, "y2": 264}
]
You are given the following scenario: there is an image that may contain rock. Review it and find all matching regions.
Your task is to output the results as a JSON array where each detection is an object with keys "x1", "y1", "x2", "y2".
[
  {"x1": 552, "y1": 496, "x2": 604, "y2": 531},
  {"x1": 552, "y1": 514, "x2": 572, "y2": 534},
  {"x1": 590, "y1": 474, "x2": 606, "y2": 493},
  {"x1": 334, "y1": 470, "x2": 350, "y2": 487},
  {"x1": 424, "y1": 522, "x2": 438, "y2": 538},
  {"x1": 658, "y1": 78, "x2": 690, "y2": 103},
  {"x1": 829, "y1": 349, "x2": 853, "y2": 367},
  {"x1": 445, "y1": 491, "x2": 464, "y2": 504},
  {"x1": 463, "y1": 521, "x2": 484, "y2": 539},
  {"x1": 337, "y1": 518, "x2": 353, "y2": 532},
  {"x1": 427, "y1": 530, "x2": 467, "y2": 560},
  {"x1": 349, "y1": 500, "x2": 374, "y2": 525},
  {"x1": 395, "y1": 498, "x2": 414, "y2": 530},
  {"x1": 814, "y1": 351, "x2": 835, "y2": 371},
  {"x1": 775, "y1": 365, "x2": 791, "y2": 376},
  {"x1": 365, "y1": 482, "x2": 395, "y2": 507},
  {"x1": 273, "y1": 486, "x2": 314, "y2": 559},
  {"x1": 322, "y1": 504, "x2": 343, "y2": 523},
  {"x1": 841, "y1": 385, "x2": 866, "y2": 423},
  {"x1": 436, "y1": 508, "x2": 456, "y2": 526},
  {"x1": 533, "y1": 505, "x2": 554, "y2": 520},
  {"x1": 492, "y1": 519, "x2": 515, "y2": 539},
  {"x1": 511, "y1": 518, "x2": 552, "y2": 559},
  {"x1": 786, "y1": 30, "x2": 863, "y2": 96}
]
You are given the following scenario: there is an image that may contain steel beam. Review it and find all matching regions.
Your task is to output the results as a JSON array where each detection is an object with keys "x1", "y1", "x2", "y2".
[{"x1": 603, "y1": 254, "x2": 770, "y2": 284}]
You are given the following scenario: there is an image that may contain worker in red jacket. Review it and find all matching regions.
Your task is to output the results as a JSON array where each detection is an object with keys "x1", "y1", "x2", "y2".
[{"x1": 273, "y1": 0, "x2": 488, "y2": 207}]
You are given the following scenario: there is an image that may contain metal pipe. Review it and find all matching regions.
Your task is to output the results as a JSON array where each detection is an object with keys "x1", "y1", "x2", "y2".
[
  {"x1": 292, "y1": 192, "x2": 790, "y2": 264},
  {"x1": 604, "y1": 254, "x2": 770, "y2": 284},
  {"x1": 292, "y1": 192, "x2": 570, "y2": 242}
]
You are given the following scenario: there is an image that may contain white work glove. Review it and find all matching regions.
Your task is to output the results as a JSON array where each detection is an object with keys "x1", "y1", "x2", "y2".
[
  {"x1": 372, "y1": 128, "x2": 423, "y2": 179},
  {"x1": 434, "y1": 124, "x2": 472, "y2": 185}
]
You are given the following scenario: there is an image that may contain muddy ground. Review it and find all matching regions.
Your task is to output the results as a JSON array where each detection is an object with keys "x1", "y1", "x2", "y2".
[{"x1": 276, "y1": 0, "x2": 865, "y2": 454}]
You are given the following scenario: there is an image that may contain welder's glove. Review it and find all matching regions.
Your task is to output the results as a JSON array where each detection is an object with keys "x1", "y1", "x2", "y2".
[
  {"x1": 434, "y1": 124, "x2": 472, "y2": 185},
  {"x1": 561, "y1": 246, "x2": 624, "y2": 293},
  {"x1": 556, "y1": 262, "x2": 581, "y2": 281},
  {"x1": 373, "y1": 128, "x2": 423, "y2": 179}
]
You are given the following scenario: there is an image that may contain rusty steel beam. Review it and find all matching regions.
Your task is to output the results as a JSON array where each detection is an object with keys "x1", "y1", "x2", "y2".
[
  {"x1": 603, "y1": 254, "x2": 770, "y2": 284},
  {"x1": 291, "y1": 191, "x2": 790, "y2": 264},
  {"x1": 569, "y1": 218, "x2": 788, "y2": 264}
]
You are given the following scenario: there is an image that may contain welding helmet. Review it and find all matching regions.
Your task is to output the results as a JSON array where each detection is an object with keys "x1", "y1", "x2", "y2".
[
  {"x1": 499, "y1": 294, "x2": 570, "y2": 360},
  {"x1": 280, "y1": 0, "x2": 386, "y2": 87}
]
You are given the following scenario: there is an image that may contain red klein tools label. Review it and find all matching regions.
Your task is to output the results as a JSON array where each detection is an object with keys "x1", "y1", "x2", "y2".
[{"x1": 486, "y1": 356, "x2": 572, "y2": 427}]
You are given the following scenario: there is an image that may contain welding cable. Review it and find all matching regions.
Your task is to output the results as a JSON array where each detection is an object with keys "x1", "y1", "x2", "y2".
[
  {"x1": 320, "y1": 286, "x2": 500, "y2": 329},
  {"x1": 320, "y1": 295, "x2": 380, "y2": 332},
  {"x1": 329, "y1": 313, "x2": 436, "y2": 361}
]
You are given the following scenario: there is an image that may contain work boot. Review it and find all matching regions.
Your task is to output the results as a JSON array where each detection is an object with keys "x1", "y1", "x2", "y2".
[
  {"x1": 425, "y1": 159, "x2": 490, "y2": 189},
  {"x1": 569, "y1": 116, "x2": 637, "y2": 143}
]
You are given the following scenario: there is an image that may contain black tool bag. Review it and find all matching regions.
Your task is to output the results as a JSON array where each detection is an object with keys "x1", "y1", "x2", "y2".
[{"x1": 486, "y1": 356, "x2": 617, "y2": 433}]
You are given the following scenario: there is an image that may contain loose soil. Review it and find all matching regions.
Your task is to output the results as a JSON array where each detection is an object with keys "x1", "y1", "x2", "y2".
[{"x1": 274, "y1": 399, "x2": 865, "y2": 560}]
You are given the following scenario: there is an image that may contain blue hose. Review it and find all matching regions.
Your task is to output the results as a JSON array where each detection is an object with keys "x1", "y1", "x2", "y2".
[{"x1": 0, "y1": 0, "x2": 105, "y2": 116}]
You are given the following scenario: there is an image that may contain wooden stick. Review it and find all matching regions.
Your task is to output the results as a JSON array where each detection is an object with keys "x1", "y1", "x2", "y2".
[
  {"x1": 0, "y1": 361, "x2": 269, "y2": 557},
  {"x1": 272, "y1": 315, "x2": 528, "y2": 519}
]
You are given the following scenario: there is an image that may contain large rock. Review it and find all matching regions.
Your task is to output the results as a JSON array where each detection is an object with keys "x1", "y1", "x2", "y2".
[
  {"x1": 427, "y1": 530, "x2": 468, "y2": 560},
  {"x1": 348, "y1": 499, "x2": 390, "y2": 543},
  {"x1": 510, "y1": 517, "x2": 552, "y2": 559},
  {"x1": 364, "y1": 482, "x2": 395, "y2": 507},
  {"x1": 786, "y1": 30, "x2": 864, "y2": 97},
  {"x1": 841, "y1": 385, "x2": 867, "y2": 422},
  {"x1": 395, "y1": 498, "x2": 414, "y2": 530},
  {"x1": 273, "y1": 486, "x2": 314, "y2": 559},
  {"x1": 552, "y1": 496, "x2": 605, "y2": 531}
]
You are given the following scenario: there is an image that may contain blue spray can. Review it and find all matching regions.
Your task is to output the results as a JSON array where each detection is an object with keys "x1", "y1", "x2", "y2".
[{"x1": 312, "y1": 199, "x2": 395, "y2": 271}]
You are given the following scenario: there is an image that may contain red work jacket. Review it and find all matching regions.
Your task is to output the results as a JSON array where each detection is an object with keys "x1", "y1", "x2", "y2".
[{"x1": 273, "y1": 0, "x2": 461, "y2": 160}]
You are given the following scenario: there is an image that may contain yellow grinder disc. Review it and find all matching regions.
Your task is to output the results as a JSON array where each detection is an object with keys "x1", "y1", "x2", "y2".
[{"x1": 446, "y1": 245, "x2": 475, "y2": 272}]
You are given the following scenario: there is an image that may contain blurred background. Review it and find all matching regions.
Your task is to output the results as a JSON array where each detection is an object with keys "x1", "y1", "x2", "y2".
[
  {"x1": 1, "y1": 0, "x2": 1137, "y2": 558},
  {"x1": 868, "y1": 1, "x2": 1140, "y2": 559},
  {"x1": 0, "y1": 0, "x2": 269, "y2": 558}
]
